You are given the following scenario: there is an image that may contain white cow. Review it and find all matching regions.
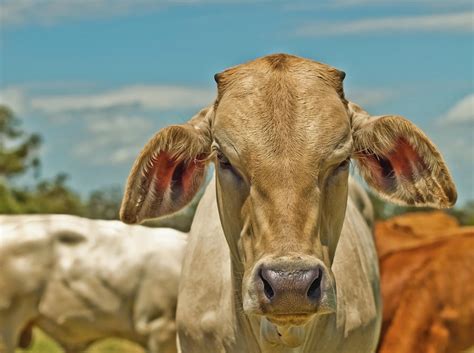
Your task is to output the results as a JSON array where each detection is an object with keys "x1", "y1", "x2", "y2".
[
  {"x1": 120, "y1": 54, "x2": 456, "y2": 353},
  {"x1": 0, "y1": 215, "x2": 186, "y2": 353}
]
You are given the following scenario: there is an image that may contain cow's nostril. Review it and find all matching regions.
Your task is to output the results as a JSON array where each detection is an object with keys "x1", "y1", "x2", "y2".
[
  {"x1": 259, "y1": 269, "x2": 275, "y2": 300},
  {"x1": 307, "y1": 268, "x2": 323, "y2": 301}
]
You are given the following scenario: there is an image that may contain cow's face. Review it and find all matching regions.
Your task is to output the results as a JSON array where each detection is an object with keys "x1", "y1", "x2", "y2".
[
  {"x1": 211, "y1": 55, "x2": 352, "y2": 324},
  {"x1": 120, "y1": 54, "x2": 456, "y2": 327}
]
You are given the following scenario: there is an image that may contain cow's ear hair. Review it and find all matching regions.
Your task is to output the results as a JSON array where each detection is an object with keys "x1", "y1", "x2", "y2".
[
  {"x1": 120, "y1": 106, "x2": 214, "y2": 224},
  {"x1": 349, "y1": 102, "x2": 457, "y2": 208}
]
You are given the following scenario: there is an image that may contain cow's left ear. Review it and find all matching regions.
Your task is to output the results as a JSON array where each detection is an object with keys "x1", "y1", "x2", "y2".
[
  {"x1": 120, "y1": 106, "x2": 214, "y2": 224},
  {"x1": 349, "y1": 102, "x2": 457, "y2": 208}
]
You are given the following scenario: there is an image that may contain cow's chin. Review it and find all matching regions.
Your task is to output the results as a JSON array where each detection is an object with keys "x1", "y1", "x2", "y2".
[{"x1": 259, "y1": 316, "x2": 308, "y2": 348}]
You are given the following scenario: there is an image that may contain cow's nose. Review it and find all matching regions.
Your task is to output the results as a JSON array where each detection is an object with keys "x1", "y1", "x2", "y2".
[{"x1": 258, "y1": 265, "x2": 323, "y2": 304}]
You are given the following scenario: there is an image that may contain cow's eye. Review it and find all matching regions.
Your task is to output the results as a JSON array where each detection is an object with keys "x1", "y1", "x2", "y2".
[
  {"x1": 216, "y1": 150, "x2": 244, "y2": 181},
  {"x1": 217, "y1": 151, "x2": 233, "y2": 170},
  {"x1": 334, "y1": 158, "x2": 350, "y2": 173}
]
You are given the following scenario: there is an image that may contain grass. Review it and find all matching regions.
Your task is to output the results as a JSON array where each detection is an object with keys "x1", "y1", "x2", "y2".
[
  {"x1": 16, "y1": 329, "x2": 144, "y2": 353},
  {"x1": 15, "y1": 328, "x2": 474, "y2": 353}
]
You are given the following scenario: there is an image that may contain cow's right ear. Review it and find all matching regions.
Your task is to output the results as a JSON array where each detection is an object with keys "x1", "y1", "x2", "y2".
[
  {"x1": 349, "y1": 102, "x2": 457, "y2": 208},
  {"x1": 120, "y1": 106, "x2": 214, "y2": 224}
]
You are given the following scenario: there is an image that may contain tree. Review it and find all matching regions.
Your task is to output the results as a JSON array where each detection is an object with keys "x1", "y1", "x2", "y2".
[
  {"x1": 0, "y1": 105, "x2": 41, "y2": 179},
  {"x1": 86, "y1": 186, "x2": 123, "y2": 220},
  {"x1": 368, "y1": 191, "x2": 474, "y2": 226},
  {"x1": 0, "y1": 106, "x2": 85, "y2": 215},
  {"x1": 448, "y1": 200, "x2": 474, "y2": 226},
  {"x1": 0, "y1": 182, "x2": 23, "y2": 213},
  {"x1": 19, "y1": 174, "x2": 85, "y2": 215}
]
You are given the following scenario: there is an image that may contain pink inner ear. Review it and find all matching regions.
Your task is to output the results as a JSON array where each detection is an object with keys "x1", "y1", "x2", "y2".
[
  {"x1": 180, "y1": 156, "x2": 204, "y2": 195},
  {"x1": 150, "y1": 152, "x2": 177, "y2": 194},
  {"x1": 148, "y1": 152, "x2": 206, "y2": 201},
  {"x1": 360, "y1": 137, "x2": 425, "y2": 192},
  {"x1": 387, "y1": 138, "x2": 424, "y2": 179}
]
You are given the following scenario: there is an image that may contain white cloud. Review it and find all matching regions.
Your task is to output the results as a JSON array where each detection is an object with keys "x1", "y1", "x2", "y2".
[
  {"x1": 345, "y1": 88, "x2": 394, "y2": 108},
  {"x1": 294, "y1": 12, "x2": 474, "y2": 36},
  {"x1": 329, "y1": 0, "x2": 471, "y2": 8},
  {"x1": 75, "y1": 114, "x2": 154, "y2": 165},
  {"x1": 0, "y1": 82, "x2": 214, "y2": 166},
  {"x1": 0, "y1": 0, "x2": 155, "y2": 27},
  {"x1": 438, "y1": 93, "x2": 474, "y2": 125},
  {"x1": 0, "y1": 87, "x2": 29, "y2": 115},
  {"x1": 427, "y1": 94, "x2": 474, "y2": 200},
  {"x1": 29, "y1": 85, "x2": 215, "y2": 114},
  {"x1": 0, "y1": 0, "x2": 266, "y2": 27},
  {"x1": 0, "y1": 84, "x2": 215, "y2": 118},
  {"x1": 285, "y1": 0, "x2": 472, "y2": 11}
]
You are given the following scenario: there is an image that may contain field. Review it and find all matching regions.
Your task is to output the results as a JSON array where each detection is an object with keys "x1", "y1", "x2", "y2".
[
  {"x1": 17, "y1": 329, "x2": 474, "y2": 353},
  {"x1": 16, "y1": 329, "x2": 144, "y2": 353}
]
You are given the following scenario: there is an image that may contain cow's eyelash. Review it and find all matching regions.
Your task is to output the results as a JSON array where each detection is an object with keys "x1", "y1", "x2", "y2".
[
  {"x1": 333, "y1": 158, "x2": 351, "y2": 174},
  {"x1": 217, "y1": 151, "x2": 233, "y2": 169},
  {"x1": 212, "y1": 143, "x2": 233, "y2": 167}
]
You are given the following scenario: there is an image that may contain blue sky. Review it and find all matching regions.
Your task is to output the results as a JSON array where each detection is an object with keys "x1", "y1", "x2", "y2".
[{"x1": 0, "y1": 0, "x2": 473, "y2": 204}]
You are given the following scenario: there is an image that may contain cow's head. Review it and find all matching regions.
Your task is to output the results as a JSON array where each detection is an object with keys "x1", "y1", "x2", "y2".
[{"x1": 120, "y1": 54, "x2": 456, "y2": 328}]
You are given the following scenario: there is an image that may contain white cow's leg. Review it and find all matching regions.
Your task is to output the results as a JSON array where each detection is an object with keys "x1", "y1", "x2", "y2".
[
  {"x1": 0, "y1": 328, "x2": 15, "y2": 353},
  {"x1": 145, "y1": 317, "x2": 178, "y2": 353},
  {"x1": 176, "y1": 333, "x2": 183, "y2": 353},
  {"x1": 0, "y1": 311, "x2": 34, "y2": 353}
]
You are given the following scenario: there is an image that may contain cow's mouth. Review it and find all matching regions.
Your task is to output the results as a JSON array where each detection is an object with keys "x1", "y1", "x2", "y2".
[{"x1": 265, "y1": 313, "x2": 313, "y2": 326}]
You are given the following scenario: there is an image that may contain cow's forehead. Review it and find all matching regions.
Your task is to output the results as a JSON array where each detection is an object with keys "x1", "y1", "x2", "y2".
[
  {"x1": 214, "y1": 53, "x2": 345, "y2": 90},
  {"x1": 213, "y1": 54, "x2": 351, "y2": 173}
]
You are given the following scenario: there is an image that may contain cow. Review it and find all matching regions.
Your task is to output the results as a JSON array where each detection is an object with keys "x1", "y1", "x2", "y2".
[
  {"x1": 120, "y1": 53, "x2": 457, "y2": 353},
  {"x1": 376, "y1": 213, "x2": 474, "y2": 353},
  {"x1": 0, "y1": 216, "x2": 54, "y2": 353},
  {"x1": 0, "y1": 214, "x2": 186, "y2": 353}
]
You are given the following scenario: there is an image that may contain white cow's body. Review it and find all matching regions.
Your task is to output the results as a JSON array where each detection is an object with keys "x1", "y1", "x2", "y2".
[
  {"x1": 0, "y1": 215, "x2": 186, "y2": 353},
  {"x1": 176, "y1": 177, "x2": 382, "y2": 353}
]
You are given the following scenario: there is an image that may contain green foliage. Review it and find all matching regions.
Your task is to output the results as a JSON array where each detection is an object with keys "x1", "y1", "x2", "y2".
[
  {"x1": 447, "y1": 200, "x2": 474, "y2": 226},
  {"x1": 85, "y1": 186, "x2": 123, "y2": 220},
  {"x1": 368, "y1": 192, "x2": 434, "y2": 220},
  {"x1": 369, "y1": 192, "x2": 474, "y2": 226},
  {"x1": 0, "y1": 105, "x2": 41, "y2": 179},
  {"x1": 0, "y1": 105, "x2": 126, "y2": 219},
  {"x1": 11, "y1": 174, "x2": 86, "y2": 215},
  {"x1": 15, "y1": 328, "x2": 145, "y2": 353},
  {"x1": 16, "y1": 329, "x2": 62, "y2": 353},
  {"x1": 0, "y1": 174, "x2": 125, "y2": 219},
  {"x1": 0, "y1": 181, "x2": 23, "y2": 213}
]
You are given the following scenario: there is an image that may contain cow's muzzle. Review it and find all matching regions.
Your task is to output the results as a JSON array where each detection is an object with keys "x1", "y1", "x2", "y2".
[{"x1": 252, "y1": 259, "x2": 336, "y2": 324}]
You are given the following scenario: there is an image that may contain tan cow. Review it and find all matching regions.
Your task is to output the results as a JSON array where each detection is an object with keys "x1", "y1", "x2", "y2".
[{"x1": 120, "y1": 54, "x2": 456, "y2": 353}]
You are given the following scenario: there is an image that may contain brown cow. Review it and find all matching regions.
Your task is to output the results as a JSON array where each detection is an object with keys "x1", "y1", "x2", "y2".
[{"x1": 376, "y1": 212, "x2": 474, "y2": 353}]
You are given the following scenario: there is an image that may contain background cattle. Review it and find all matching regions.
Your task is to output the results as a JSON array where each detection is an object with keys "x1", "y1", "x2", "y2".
[
  {"x1": 0, "y1": 217, "x2": 54, "y2": 353},
  {"x1": 376, "y1": 212, "x2": 474, "y2": 353},
  {"x1": 0, "y1": 215, "x2": 186, "y2": 353}
]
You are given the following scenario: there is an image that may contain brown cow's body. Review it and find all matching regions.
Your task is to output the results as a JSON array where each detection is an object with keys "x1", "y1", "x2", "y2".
[{"x1": 377, "y1": 212, "x2": 474, "y2": 353}]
